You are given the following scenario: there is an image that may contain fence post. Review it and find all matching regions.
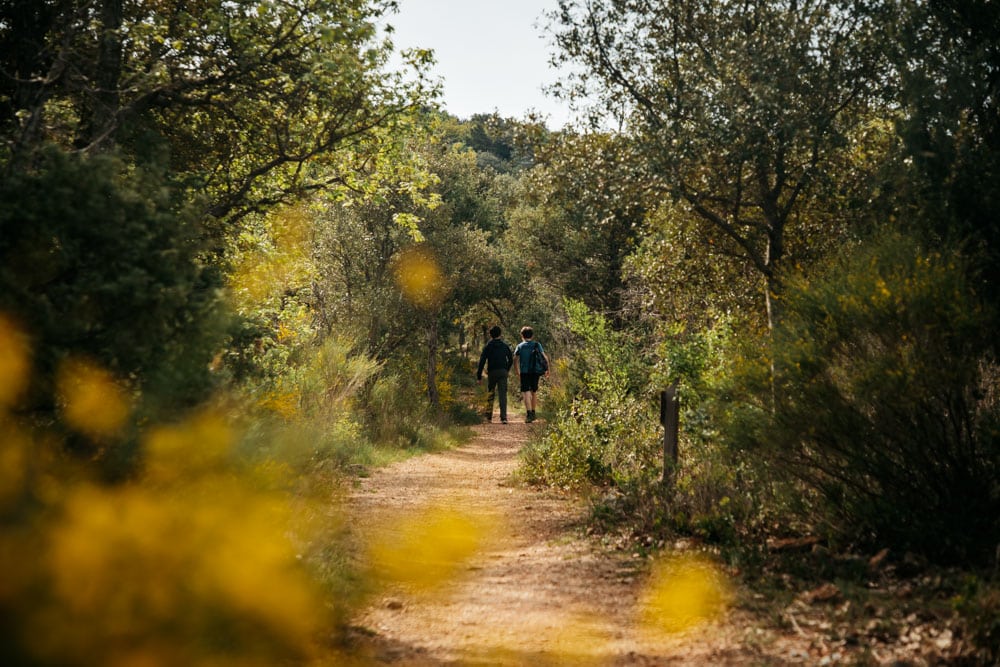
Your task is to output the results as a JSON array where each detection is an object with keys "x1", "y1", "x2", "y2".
[{"x1": 660, "y1": 384, "x2": 679, "y2": 486}]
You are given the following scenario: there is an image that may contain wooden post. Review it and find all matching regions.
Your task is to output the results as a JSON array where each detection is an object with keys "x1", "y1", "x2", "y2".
[{"x1": 660, "y1": 385, "x2": 679, "y2": 485}]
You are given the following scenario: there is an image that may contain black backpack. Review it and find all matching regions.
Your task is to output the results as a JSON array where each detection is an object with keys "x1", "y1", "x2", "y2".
[{"x1": 528, "y1": 341, "x2": 548, "y2": 374}]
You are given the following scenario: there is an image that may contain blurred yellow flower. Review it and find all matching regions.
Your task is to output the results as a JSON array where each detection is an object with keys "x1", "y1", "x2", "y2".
[
  {"x1": 260, "y1": 390, "x2": 301, "y2": 419},
  {"x1": 639, "y1": 553, "x2": 731, "y2": 635},
  {"x1": 39, "y1": 479, "x2": 324, "y2": 665},
  {"x1": 228, "y1": 206, "x2": 315, "y2": 308},
  {"x1": 367, "y1": 503, "x2": 489, "y2": 591},
  {"x1": 144, "y1": 412, "x2": 233, "y2": 482},
  {"x1": 392, "y1": 245, "x2": 446, "y2": 310},
  {"x1": 0, "y1": 422, "x2": 30, "y2": 510},
  {"x1": 56, "y1": 357, "x2": 131, "y2": 439},
  {"x1": 0, "y1": 314, "x2": 31, "y2": 409}
]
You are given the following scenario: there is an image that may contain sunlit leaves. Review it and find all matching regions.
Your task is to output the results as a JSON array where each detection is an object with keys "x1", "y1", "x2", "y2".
[
  {"x1": 506, "y1": 131, "x2": 647, "y2": 315},
  {"x1": 229, "y1": 205, "x2": 317, "y2": 309},
  {"x1": 3, "y1": 0, "x2": 437, "y2": 227},
  {"x1": 550, "y1": 0, "x2": 890, "y2": 318}
]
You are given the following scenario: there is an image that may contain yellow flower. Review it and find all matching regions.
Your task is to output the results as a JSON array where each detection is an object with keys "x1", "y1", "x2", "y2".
[
  {"x1": 392, "y1": 246, "x2": 447, "y2": 310},
  {"x1": 367, "y1": 503, "x2": 489, "y2": 591},
  {"x1": 0, "y1": 314, "x2": 31, "y2": 409},
  {"x1": 56, "y1": 357, "x2": 131, "y2": 439},
  {"x1": 144, "y1": 412, "x2": 233, "y2": 481},
  {"x1": 639, "y1": 553, "x2": 731, "y2": 634}
]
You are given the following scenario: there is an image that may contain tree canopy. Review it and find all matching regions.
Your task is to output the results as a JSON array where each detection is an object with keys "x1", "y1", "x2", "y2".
[
  {"x1": 550, "y1": 0, "x2": 891, "y2": 326},
  {"x1": 0, "y1": 0, "x2": 435, "y2": 224}
]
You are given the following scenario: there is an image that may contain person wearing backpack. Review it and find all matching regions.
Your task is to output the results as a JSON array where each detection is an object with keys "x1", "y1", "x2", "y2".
[
  {"x1": 476, "y1": 325, "x2": 514, "y2": 423},
  {"x1": 513, "y1": 326, "x2": 550, "y2": 423}
]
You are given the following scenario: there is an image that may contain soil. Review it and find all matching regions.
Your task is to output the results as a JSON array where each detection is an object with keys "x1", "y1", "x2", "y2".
[{"x1": 345, "y1": 418, "x2": 810, "y2": 666}]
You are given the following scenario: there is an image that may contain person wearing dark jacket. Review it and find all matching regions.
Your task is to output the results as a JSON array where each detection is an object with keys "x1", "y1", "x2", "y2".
[{"x1": 476, "y1": 325, "x2": 514, "y2": 424}]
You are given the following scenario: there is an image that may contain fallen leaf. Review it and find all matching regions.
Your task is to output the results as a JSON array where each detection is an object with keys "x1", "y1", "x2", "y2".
[{"x1": 801, "y1": 583, "x2": 841, "y2": 604}]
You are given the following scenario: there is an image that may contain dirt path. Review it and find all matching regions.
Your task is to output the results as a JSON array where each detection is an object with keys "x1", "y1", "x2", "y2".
[{"x1": 346, "y1": 420, "x2": 787, "y2": 666}]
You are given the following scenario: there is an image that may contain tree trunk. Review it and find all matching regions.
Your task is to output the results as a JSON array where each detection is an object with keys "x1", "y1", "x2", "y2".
[
  {"x1": 765, "y1": 219, "x2": 786, "y2": 412},
  {"x1": 81, "y1": 0, "x2": 123, "y2": 150}
]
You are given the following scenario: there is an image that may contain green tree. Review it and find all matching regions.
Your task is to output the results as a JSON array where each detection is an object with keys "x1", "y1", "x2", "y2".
[
  {"x1": 889, "y1": 0, "x2": 1000, "y2": 312},
  {"x1": 0, "y1": 148, "x2": 225, "y2": 472},
  {"x1": 507, "y1": 131, "x2": 647, "y2": 321},
  {"x1": 551, "y1": 0, "x2": 890, "y2": 329},
  {"x1": 723, "y1": 231, "x2": 1000, "y2": 562},
  {"x1": 312, "y1": 133, "x2": 509, "y2": 411},
  {"x1": 0, "y1": 0, "x2": 435, "y2": 225}
]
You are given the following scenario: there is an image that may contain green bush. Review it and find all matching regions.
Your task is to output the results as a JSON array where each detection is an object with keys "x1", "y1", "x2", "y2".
[
  {"x1": 0, "y1": 146, "x2": 226, "y2": 474},
  {"x1": 520, "y1": 300, "x2": 660, "y2": 492},
  {"x1": 723, "y1": 231, "x2": 1000, "y2": 562},
  {"x1": 650, "y1": 317, "x2": 773, "y2": 549}
]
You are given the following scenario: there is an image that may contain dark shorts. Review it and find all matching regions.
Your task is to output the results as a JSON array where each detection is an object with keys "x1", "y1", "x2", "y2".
[{"x1": 519, "y1": 373, "x2": 540, "y2": 393}]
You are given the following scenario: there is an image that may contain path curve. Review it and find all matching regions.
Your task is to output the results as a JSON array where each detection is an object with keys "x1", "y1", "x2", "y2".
[{"x1": 346, "y1": 421, "x2": 772, "y2": 666}]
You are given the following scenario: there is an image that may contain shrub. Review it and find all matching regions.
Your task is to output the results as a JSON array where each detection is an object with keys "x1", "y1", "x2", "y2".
[
  {"x1": 955, "y1": 578, "x2": 1000, "y2": 666},
  {"x1": 723, "y1": 231, "x2": 1000, "y2": 562},
  {"x1": 0, "y1": 327, "x2": 346, "y2": 665},
  {"x1": 0, "y1": 146, "x2": 226, "y2": 473},
  {"x1": 521, "y1": 300, "x2": 660, "y2": 495}
]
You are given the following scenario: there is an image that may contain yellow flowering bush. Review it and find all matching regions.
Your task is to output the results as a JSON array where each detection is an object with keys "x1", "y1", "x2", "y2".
[{"x1": 0, "y1": 319, "x2": 340, "y2": 666}]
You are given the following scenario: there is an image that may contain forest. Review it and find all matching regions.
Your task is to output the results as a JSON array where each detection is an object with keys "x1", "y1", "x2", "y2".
[{"x1": 0, "y1": 0, "x2": 998, "y2": 664}]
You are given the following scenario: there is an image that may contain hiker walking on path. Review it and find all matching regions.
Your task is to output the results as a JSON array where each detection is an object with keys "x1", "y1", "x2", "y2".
[
  {"x1": 513, "y1": 326, "x2": 550, "y2": 423},
  {"x1": 476, "y1": 325, "x2": 514, "y2": 424}
]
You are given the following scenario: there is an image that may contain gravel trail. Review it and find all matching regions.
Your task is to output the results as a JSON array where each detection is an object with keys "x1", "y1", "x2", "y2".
[{"x1": 346, "y1": 421, "x2": 767, "y2": 666}]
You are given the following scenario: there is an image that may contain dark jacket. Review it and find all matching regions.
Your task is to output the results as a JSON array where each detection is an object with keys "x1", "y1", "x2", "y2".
[{"x1": 477, "y1": 338, "x2": 513, "y2": 380}]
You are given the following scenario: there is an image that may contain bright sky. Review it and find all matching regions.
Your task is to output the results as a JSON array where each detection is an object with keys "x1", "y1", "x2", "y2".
[{"x1": 384, "y1": 0, "x2": 573, "y2": 128}]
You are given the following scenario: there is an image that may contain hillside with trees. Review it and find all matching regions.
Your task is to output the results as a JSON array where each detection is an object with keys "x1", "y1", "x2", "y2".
[{"x1": 0, "y1": 0, "x2": 997, "y2": 664}]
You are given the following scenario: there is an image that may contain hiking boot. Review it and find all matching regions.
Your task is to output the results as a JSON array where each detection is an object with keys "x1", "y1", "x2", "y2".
[
  {"x1": 501, "y1": 418, "x2": 508, "y2": 424},
  {"x1": 525, "y1": 412, "x2": 534, "y2": 423}
]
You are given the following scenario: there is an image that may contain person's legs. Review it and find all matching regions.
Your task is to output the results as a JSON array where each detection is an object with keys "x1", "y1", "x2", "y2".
[
  {"x1": 486, "y1": 374, "x2": 499, "y2": 421},
  {"x1": 519, "y1": 373, "x2": 530, "y2": 421},
  {"x1": 520, "y1": 373, "x2": 540, "y2": 422},
  {"x1": 496, "y1": 373, "x2": 508, "y2": 422}
]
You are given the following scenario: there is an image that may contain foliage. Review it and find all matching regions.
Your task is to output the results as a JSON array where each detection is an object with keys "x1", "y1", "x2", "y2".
[
  {"x1": 0, "y1": 0, "x2": 435, "y2": 226},
  {"x1": 223, "y1": 202, "x2": 466, "y2": 456},
  {"x1": 888, "y1": 0, "x2": 1000, "y2": 316},
  {"x1": 624, "y1": 201, "x2": 764, "y2": 327},
  {"x1": 521, "y1": 300, "x2": 658, "y2": 489},
  {"x1": 310, "y1": 130, "x2": 521, "y2": 411},
  {"x1": 954, "y1": 576, "x2": 1000, "y2": 666},
  {"x1": 0, "y1": 327, "x2": 358, "y2": 665},
  {"x1": 437, "y1": 112, "x2": 539, "y2": 175},
  {"x1": 550, "y1": 0, "x2": 891, "y2": 327},
  {"x1": 0, "y1": 147, "x2": 225, "y2": 462},
  {"x1": 506, "y1": 132, "x2": 648, "y2": 319},
  {"x1": 721, "y1": 230, "x2": 1000, "y2": 562},
  {"x1": 656, "y1": 319, "x2": 772, "y2": 547}
]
